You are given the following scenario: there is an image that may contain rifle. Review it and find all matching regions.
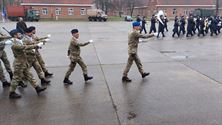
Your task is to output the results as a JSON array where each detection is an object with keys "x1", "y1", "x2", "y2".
[{"x1": 2, "y1": 27, "x2": 11, "y2": 35}]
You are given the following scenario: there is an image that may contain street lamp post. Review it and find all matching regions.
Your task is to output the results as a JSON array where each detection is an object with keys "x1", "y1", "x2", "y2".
[
  {"x1": 1, "y1": 0, "x2": 6, "y2": 22},
  {"x1": 216, "y1": 0, "x2": 219, "y2": 16}
]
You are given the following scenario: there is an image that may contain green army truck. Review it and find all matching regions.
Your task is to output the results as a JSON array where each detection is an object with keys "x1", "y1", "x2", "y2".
[
  {"x1": 7, "y1": 5, "x2": 40, "y2": 21},
  {"x1": 193, "y1": 9, "x2": 215, "y2": 17}
]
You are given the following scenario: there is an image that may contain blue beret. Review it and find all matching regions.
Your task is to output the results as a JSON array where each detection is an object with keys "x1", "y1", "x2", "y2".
[
  {"x1": 132, "y1": 21, "x2": 140, "y2": 27},
  {"x1": 10, "y1": 29, "x2": 19, "y2": 37}
]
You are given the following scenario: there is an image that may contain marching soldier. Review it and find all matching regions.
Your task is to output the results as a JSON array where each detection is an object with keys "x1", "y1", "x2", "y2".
[
  {"x1": 140, "y1": 16, "x2": 147, "y2": 34},
  {"x1": 149, "y1": 15, "x2": 157, "y2": 34},
  {"x1": 9, "y1": 29, "x2": 46, "y2": 99},
  {"x1": 195, "y1": 17, "x2": 200, "y2": 33},
  {"x1": 216, "y1": 17, "x2": 221, "y2": 34},
  {"x1": 29, "y1": 26, "x2": 53, "y2": 78},
  {"x1": 186, "y1": 15, "x2": 194, "y2": 37},
  {"x1": 0, "y1": 33, "x2": 13, "y2": 88},
  {"x1": 209, "y1": 17, "x2": 218, "y2": 36},
  {"x1": 122, "y1": 21, "x2": 155, "y2": 82},
  {"x1": 204, "y1": 18, "x2": 209, "y2": 34},
  {"x1": 16, "y1": 17, "x2": 27, "y2": 34},
  {"x1": 164, "y1": 16, "x2": 169, "y2": 32},
  {"x1": 63, "y1": 29, "x2": 93, "y2": 85},
  {"x1": 22, "y1": 28, "x2": 51, "y2": 86},
  {"x1": 157, "y1": 15, "x2": 165, "y2": 38},
  {"x1": 179, "y1": 16, "x2": 186, "y2": 35},
  {"x1": 191, "y1": 17, "x2": 196, "y2": 35},
  {"x1": 198, "y1": 18, "x2": 205, "y2": 37},
  {"x1": 172, "y1": 16, "x2": 180, "y2": 37}
]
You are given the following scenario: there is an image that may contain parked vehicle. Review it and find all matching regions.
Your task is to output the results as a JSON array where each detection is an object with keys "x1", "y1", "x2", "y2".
[
  {"x1": 6, "y1": 5, "x2": 40, "y2": 21},
  {"x1": 193, "y1": 9, "x2": 215, "y2": 17},
  {"x1": 87, "y1": 9, "x2": 108, "y2": 22},
  {"x1": 124, "y1": 15, "x2": 133, "y2": 22}
]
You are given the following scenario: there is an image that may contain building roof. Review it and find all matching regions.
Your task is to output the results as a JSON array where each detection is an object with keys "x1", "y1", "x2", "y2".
[
  {"x1": 21, "y1": 0, "x2": 93, "y2": 7},
  {"x1": 22, "y1": 0, "x2": 92, "y2": 4},
  {"x1": 156, "y1": 0, "x2": 215, "y2": 6}
]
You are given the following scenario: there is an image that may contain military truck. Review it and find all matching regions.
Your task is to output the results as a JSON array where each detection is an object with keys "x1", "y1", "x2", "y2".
[
  {"x1": 87, "y1": 9, "x2": 108, "y2": 22},
  {"x1": 6, "y1": 5, "x2": 40, "y2": 21},
  {"x1": 193, "y1": 9, "x2": 215, "y2": 17}
]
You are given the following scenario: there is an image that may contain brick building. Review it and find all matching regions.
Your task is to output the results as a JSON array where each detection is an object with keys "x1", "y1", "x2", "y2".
[
  {"x1": 132, "y1": 0, "x2": 217, "y2": 18},
  {"x1": 18, "y1": 0, "x2": 94, "y2": 19}
]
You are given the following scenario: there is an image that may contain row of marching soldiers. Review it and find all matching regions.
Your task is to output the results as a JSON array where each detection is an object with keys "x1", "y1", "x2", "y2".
[
  {"x1": 0, "y1": 26, "x2": 53, "y2": 99},
  {"x1": 172, "y1": 15, "x2": 222, "y2": 37}
]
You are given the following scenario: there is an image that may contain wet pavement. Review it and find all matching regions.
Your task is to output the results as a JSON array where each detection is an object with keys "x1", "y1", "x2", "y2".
[{"x1": 1, "y1": 21, "x2": 222, "y2": 125}]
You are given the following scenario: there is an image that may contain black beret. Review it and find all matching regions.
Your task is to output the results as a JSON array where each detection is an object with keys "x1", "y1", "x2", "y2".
[
  {"x1": 29, "y1": 26, "x2": 36, "y2": 31},
  {"x1": 25, "y1": 28, "x2": 33, "y2": 33},
  {"x1": 71, "y1": 29, "x2": 79, "y2": 34},
  {"x1": 10, "y1": 29, "x2": 19, "y2": 37}
]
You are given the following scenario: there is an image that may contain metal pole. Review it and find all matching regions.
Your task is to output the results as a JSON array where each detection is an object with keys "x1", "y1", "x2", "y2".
[
  {"x1": 216, "y1": 0, "x2": 219, "y2": 16},
  {"x1": 1, "y1": 0, "x2": 5, "y2": 22}
]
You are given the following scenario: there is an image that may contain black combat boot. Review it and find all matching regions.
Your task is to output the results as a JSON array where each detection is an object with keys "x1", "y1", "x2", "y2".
[
  {"x1": 63, "y1": 78, "x2": 73, "y2": 85},
  {"x1": 45, "y1": 72, "x2": 53, "y2": 78},
  {"x1": 2, "y1": 81, "x2": 10, "y2": 88},
  {"x1": 122, "y1": 76, "x2": 132, "y2": 82},
  {"x1": 18, "y1": 81, "x2": 27, "y2": 88},
  {"x1": 35, "y1": 86, "x2": 47, "y2": 95},
  {"x1": 9, "y1": 72, "x2": 13, "y2": 80},
  {"x1": 9, "y1": 92, "x2": 21, "y2": 99},
  {"x1": 84, "y1": 74, "x2": 93, "y2": 81},
  {"x1": 41, "y1": 78, "x2": 51, "y2": 85},
  {"x1": 142, "y1": 72, "x2": 150, "y2": 78}
]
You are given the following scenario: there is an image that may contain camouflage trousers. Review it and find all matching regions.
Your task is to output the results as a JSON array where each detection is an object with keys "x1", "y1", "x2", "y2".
[
  {"x1": 27, "y1": 56, "x2": 45, "y2": 79},
  {"x1": 36, "y1": 50, "x2": 48, "y2": 73},
  {"x1": 123, "y1": 53, "x2": 144, "y2": 77},
  {"x1": 10, "y1": 63, "x2": 37, "y2": 92},
  {"x1": 0, "y1": 51, "x2": 12, "y2": 82},
  {"x1": 65, "y1": 57, "x2": 88, "y2": 79}
]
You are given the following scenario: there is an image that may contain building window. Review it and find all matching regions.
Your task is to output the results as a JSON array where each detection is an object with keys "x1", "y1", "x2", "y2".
[
  {"x1": 184, "y1": 10, "x2": 189, "y2": 15},
  {"x1": 173, "y1": 8, "x2": 177, "y2": 15},
  {"x1": 68, "y1": 8, "x2": 74, "y2": 16},
  {"x1": 42, "y1": 8, "x2": 48, "y2": 15},
  {"x1": 55, "y1": 8, "x2": 61, "y2": 15},
  {"x1": 80, "y1": 8, "x2": 86, "y2": 15}
]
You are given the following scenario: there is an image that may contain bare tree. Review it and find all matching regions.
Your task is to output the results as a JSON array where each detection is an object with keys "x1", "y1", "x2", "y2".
[
  {"x1": 93, "y1": 0, "x2": 113, "y2": 14},
  {"x1": 125, "y1": 0, "x2": 140, "y2": 17},
  {"x1": 112, "y1": 0, "x2": 125, "y2": 17}
]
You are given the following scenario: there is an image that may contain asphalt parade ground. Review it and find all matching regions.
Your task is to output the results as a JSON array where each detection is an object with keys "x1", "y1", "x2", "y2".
[{"x1": 1, "y1": 21, "x2": 222, "y2": 125}]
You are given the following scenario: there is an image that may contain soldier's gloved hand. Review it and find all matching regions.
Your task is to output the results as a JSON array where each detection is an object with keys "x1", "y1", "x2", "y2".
[
  {"x1": 37, "y1": 42, "x2": 44, "y2": 49},
  {"x1": 88, "y1": 40, "x2": 93, "y2": 43},
  {"x1": 4, "y1": 39, "x2": 13, "y2": 45},
  {"x1": 45, "y1": 38, "x2": 50, "y2": 42},
  {"x1": 47, "y1": 34, "x2": 51, "y2": 38}
]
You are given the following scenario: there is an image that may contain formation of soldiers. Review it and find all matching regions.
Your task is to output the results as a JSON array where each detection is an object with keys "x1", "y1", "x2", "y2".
[
  {"x1": 146, "y1": 14, "x2": 222, "y2": 38},
  {"x1": 0, "y1": 17, "x2": 95, "y2": 99},
  {"x1": 0, "y1": 26, "x2": 54, "y2": 98}
]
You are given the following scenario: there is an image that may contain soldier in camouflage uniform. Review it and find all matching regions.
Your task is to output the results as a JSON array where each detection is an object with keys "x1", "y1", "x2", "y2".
[
  {"x1": 63, "y1": 29, "x2": 93, "y2": 85},
  {"x1": 0, "y1": 33, "x2": 12, "y2": 87},
  {"x1": 22, "y1": 28, "x2": 50, "y2": 86},
  {"x1": 122, "y1": 22, "x2": 154, "y2": 82},
  {"x1": 29, "y1": 26, "x2": 53, "y2": 78},
  {"x1": 9, "y1": 29, "x2": 46, "y2": 99}
]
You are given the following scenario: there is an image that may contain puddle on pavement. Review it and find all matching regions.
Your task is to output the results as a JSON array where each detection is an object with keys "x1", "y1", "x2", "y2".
[{"x1": 159, "y1": 50, "x2": 193, "y2": 60}]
